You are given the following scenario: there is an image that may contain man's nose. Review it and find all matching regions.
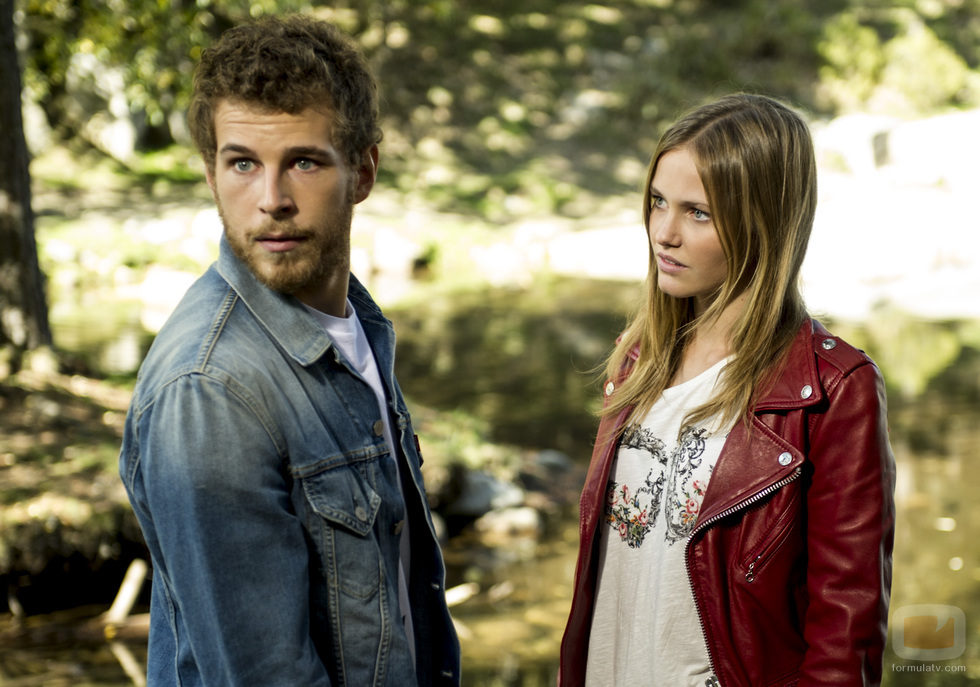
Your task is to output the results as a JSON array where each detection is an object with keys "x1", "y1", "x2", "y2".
[{"x1": 259, "y1": 172, "x2": 296, "y2": 217}]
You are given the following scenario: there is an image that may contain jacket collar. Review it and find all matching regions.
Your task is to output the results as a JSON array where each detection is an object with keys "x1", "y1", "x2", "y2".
[
  {"x1": 622, "y1": 318, "x2": 825, "y2": 412},
  {"x1": 752, "y1": 319, "x2": 825, "y2": 413},
  {"x1": 690, "y1": 319, "x2": 824, "y2": 529},
  {"x1": 215, "y1": 235, "x2": 384, "y2": 368}
]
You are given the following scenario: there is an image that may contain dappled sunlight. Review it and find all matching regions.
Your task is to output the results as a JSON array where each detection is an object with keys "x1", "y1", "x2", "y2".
[{"x1": 6, "y1": 1, "x2": 980, "y2": 682}]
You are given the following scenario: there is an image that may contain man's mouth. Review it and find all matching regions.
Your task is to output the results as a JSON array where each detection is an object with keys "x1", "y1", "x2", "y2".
[{"x1": 255, "y1": 233, "x2": 309, "y2": 253}]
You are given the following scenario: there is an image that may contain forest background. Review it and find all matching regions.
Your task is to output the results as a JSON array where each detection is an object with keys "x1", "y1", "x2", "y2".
[
  {"x1": 15, "y1": 0, "x2": 980, "y2": 215},
  {"x1": 2, "y1": 0, "x2": 980, "y2": 685}
]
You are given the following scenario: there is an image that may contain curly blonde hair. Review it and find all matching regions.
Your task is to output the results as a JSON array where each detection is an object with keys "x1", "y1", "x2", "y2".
[{"x1": 188, "y1": 14, "x2": 382, "y2": 172}]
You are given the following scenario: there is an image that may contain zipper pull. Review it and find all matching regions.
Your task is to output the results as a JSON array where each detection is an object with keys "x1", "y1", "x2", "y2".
[
  {"x1": 745, "y1": 555, "x2": 761, "y2": 583},
  {"x1": 705, "y1": 676, "x2": 721, "y2": 687}
]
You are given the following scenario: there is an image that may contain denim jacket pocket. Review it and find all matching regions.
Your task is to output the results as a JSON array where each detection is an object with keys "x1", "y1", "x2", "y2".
[{"x1": 301, "y1": 461, "x2": 384, "y2": 600}]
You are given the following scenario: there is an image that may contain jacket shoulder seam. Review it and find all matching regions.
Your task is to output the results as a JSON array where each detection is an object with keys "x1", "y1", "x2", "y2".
[
  {"x1": 197, "y1": 287, "x2": 240, "y2": 369},
  {"x1": 813, "y1": 336, "x2": 873, "y2": 385}
]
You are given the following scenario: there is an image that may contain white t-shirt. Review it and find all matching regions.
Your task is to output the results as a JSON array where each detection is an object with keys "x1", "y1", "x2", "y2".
[
  {"x1": 585, "y1": 357, "x2": 732, "y2": 686},
  {"x1": 304, "y1": 301, "x2": 415, "y2": 661}
]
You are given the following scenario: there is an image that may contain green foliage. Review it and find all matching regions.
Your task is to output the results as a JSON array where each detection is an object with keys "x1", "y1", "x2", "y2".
[
  {"x1": 878, "y1": 15, "x2": 976, "y2": 113},
  {"x1": 361, "y1": 0, "x2": 844, "y2": 214},
  {"x1": 16, "y1": 0, "x2": 980, "y2": 216},
  {"x1": 818, "y1": 11, "x2": 886, "y2": 111},
  {"x1": 830, "y1": 305, "x2": 977, "y2": 401},
  {"x1": 19, "y1": 0, "x2": 313, "y2": 145},
  {"x1": 818, "y1": 6, "x2": 980, "y2": 115}
]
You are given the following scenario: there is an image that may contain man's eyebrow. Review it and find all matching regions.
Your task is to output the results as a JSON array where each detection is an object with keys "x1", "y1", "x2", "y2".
[
  {"x1": 218, "y1": 143, "x2": 255, "y2": 156},
  {"x1": 217, "y1": 143, "x2": 335, "y2": 160},
  {"x1": 286, "y1": 145, "x2": 335, "y2": 159}
]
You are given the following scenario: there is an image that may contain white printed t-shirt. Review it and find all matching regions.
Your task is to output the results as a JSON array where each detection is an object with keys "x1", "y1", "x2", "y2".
[{"x1": 585, "y1": 357, "x2": 733, "y2": 686}]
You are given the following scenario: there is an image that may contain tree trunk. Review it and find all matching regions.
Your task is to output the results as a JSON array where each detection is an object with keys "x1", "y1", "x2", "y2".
[{"x1": 0, "y1": 0, "x2": 51, "y2": 363}]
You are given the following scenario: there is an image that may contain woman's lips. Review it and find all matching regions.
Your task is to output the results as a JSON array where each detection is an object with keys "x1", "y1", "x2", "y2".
[{"x1": 657, "y1": 252, "x2": 686, "y2": 274}]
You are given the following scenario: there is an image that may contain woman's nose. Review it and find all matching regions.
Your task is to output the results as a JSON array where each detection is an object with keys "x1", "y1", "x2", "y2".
[{"x1": 650, "y1": 211, "x2": 680, "y2": 247}]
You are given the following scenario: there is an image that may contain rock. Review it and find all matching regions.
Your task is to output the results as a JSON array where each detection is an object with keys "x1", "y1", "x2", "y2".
[
  {"x1": 529, "y1": 449, "x2": 573, "y2": 474},
  {"x1": 445, "y1": 468, "x2": 524, "y2": 518},
  {"x1": 517, "y1": 449, "x2": 583, "y2": 511},
  {"x1": 473, "y1": 506, "x2": 543, "y2": 545}
]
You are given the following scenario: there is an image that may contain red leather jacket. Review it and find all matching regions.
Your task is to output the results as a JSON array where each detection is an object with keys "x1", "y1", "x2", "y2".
[{"x1": 559, "y1": 319, "x2": 895, "y2": 687}]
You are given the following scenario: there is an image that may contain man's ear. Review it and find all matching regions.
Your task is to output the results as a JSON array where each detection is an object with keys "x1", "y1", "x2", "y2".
[
  {"x1": 204, "y1": 162, "x2": 217, "y2": 197},
  {"x1": 352, "y1": 145, "x2": 379, "y2": 204}
]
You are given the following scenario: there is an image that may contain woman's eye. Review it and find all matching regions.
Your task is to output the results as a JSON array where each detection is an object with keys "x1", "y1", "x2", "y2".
[
  {"x1": 693, "y1": 208, "x2": 710, "y2": 221},
  {"x1": 651, "y1": 195, "x2": 667, "y2": 209}
]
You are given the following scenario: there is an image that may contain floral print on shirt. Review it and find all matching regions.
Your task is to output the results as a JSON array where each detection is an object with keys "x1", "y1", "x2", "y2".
[{"x1": 605, "y1": 425, "x2": 712, "y2": 548}]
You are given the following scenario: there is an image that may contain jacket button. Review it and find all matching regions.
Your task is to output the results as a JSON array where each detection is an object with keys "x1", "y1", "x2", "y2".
[
  {"x1": 800, "y1": 384, "x2": 813, "y2": 399},
  {"x1": 604, "y1": 381, "x2": 615, "y2": 396},
  {"x1": 821, "y1": 338, "x2": 837, "y2": 350},
  {"x1": 778, "y1": 451, "x2": 792, "y2": 466},
  {"x1": 373, "y1": 419, "x2": 385, "y2": 436},
  {"x1": 355, "y1": 506, "x2": 368, "y2": 521}
]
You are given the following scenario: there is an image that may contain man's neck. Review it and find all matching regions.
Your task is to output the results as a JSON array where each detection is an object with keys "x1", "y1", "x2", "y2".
[{"x1": 294, "y1": 269, "x2": 349, "y2": 317}]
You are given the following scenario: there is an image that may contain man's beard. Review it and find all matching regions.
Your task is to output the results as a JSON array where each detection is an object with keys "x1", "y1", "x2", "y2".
[{"x1": 218, "y1": 199, "x2": 353, "y2": 297}]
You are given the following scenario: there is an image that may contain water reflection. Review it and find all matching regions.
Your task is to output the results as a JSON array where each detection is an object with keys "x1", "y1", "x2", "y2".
[
  {"x1": 884, "y1": 402, "x2": 980, "y2": 684},
  {"x1": 23, "y1": 279, "x2": 980, "y2": 685},
  {"x1": 391, "y1": 291, "x2": 980, "y2": 685},
  {"x1": 388, "y1": 279, "x2": 637, "y2": 457},
  {"x1": 49, "y1": 303, "x2": 153, "y2": 378},
  {"x1": 826, "y1": 315, "x2": 979, "y2": 681}
]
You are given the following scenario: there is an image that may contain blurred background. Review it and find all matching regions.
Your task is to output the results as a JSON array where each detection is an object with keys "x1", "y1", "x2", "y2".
[{"x1": 1, "y1": 0, "x2": 978, "y2": 685}]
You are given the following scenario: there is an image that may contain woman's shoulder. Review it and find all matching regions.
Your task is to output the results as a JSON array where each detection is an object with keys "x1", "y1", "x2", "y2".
[
  {"x1": 802, "y1": 319, "x2": 887, "y2": 408},
  {"x1": 809, "y1": 319, "x2": 876, "y2": 376}
]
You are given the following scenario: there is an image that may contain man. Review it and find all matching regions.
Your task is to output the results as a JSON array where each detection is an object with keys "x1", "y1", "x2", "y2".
[{"x1": 119, "y1": 15, "x2": 460, "y2": 686}]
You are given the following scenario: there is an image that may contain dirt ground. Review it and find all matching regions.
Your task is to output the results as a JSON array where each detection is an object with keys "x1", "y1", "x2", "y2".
[{"x1": 0, "y1": 361, "x2": 146, "y2": 616}]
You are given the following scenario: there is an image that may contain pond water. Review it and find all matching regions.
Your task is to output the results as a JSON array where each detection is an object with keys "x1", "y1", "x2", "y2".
[
  {"x1": 7, "y1": 278, "x2": 979, "y2": 685},
  {"x1": 392, "y1": 285, "x2": 980, "y2": 686}
]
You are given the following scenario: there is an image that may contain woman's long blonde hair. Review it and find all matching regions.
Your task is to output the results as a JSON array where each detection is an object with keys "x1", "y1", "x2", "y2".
[{"x1": 604, "y1": 93, "x2": 817, "y2": 431}]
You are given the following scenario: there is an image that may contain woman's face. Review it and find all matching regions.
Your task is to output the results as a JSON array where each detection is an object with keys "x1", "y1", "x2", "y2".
[{"x1": 648, "y1": 147, "x2": 727, "y2": 314}]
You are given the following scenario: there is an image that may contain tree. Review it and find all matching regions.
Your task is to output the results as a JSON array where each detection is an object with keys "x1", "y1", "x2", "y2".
[{"x1": 0, "y1": 0, "x2": 50, "y2": 367}]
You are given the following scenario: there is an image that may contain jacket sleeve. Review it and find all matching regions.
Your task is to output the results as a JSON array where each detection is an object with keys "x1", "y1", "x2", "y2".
[
  {"x1": 131, "y1": 372, "x2": 333, "y2": 686},
  {"x1": 799, "y1": 360, "x2": 895, "y2": 686}
]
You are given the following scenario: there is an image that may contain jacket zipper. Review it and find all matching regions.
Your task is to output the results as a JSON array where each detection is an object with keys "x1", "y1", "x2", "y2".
[
  {"x1": 685, "y1": 466, "x2": 803, "y2": 686},
  {"x1": 743, "y1": 491, "x2": 799, "y2": 584}
]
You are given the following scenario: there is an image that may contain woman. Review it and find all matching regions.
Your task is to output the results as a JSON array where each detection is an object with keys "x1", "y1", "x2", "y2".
[{"x1": 559, "y1": 94, "x2": 895, "y2": 686}]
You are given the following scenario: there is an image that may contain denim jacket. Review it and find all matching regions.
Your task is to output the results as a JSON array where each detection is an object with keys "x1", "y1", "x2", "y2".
[{"x1": 119, "y1": 238, "x2": 460, "y2": 686}]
